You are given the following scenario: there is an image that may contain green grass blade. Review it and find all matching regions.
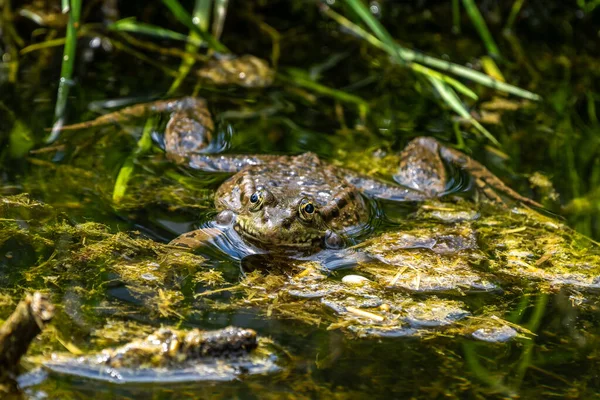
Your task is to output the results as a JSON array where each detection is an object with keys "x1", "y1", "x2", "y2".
[
  {"x1": 212, "y1": 0, "x2": 229, "y2": 39},
  {"x1": 113, "y1": 156, "x2": 135, "y2": 203},
  {"x1": 504, "y1": 0, "x2": 527, "y2": 33},
  {"x1": 20, "y1": 38, "x2": 68, "y2": 55},
  {"x1": 343, "y1": 0, "x2": 405, "y2": 64},
  {"x1": 47, "y1": 0, "x2": 81, "y2": 143},
  {"x1": 428, "y1": 76, "x2": 499, "y2": 145},
  {"x1": 452, "y1": 0, "x2": 461, "y2": 33},
  {"x1": 161, "y1": 0, "x2": 228, "y2": 53},
  {"x1": 61, "y1": 0, "x2": 70, "y2": 13},
  {"x1": 411, "y1": 63, "x2": 478, "y2": 100},
  {"x1": 168, "y1": 0, "x2": 212, "y2": 94},
  {"x1": 112, "y1": 116, "x2": 156, "y2": 203},
  {"x1": 323, "y1": 6, "x2": 540, "y2": 100},
  {"x1": 280, "y1": 71, "x2": 369, "y2": 108},
  {"x1": 410, "y1": 52, "x2": 539, "y2": 100},
  {"x1": 461, "y1": 0, "x2": 502, "y2": 58},
  {"x1": 110, "y1": 18, "x2": 201, "y2": 45},
  {"x1": 321, "y1": 6, "x2": 387, "y2": 51}
]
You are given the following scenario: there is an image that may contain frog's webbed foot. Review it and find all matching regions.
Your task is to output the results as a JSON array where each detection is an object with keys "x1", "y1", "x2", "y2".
[
  {"x1": 395, "y1": 137, "x2": 541, "y2": 207},
  {"x1": 163, "y1": 98, "x2": 214, "y2": 162},
  {"x1": 169, "y1": 227, "x2": 226, "y2": 250}
]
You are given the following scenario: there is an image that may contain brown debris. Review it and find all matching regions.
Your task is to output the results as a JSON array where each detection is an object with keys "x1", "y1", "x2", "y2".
[{"x1": 0, "y1": 292, "x2": 54, "y2": 372}]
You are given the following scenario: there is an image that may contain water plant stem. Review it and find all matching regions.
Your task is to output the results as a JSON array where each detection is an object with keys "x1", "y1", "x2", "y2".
[
  {"x1": 47, "y1": 0, "x2": 81, "y2": 144},
  {"x1": 461, "y1": 0, "x2": 502, "y2": 58}
]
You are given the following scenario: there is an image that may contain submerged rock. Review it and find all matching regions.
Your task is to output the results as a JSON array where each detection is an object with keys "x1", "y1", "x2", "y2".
[{"x1": 43, "y1": 326, "x2": 280, "y2": 383}]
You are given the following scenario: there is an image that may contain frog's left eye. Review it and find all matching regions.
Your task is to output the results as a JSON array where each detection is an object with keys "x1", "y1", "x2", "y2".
[
  {"x1": 299, "y1": 199, "x2": 316, "y2": 220},
  {"x1": 249, "y1": 191, "x2": 264, "y2": 211}
]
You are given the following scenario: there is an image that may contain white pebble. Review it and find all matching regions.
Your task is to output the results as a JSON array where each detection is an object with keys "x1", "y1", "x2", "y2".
[{"x1": 342, "y1": 275, "x2": 371, "y2": 285}]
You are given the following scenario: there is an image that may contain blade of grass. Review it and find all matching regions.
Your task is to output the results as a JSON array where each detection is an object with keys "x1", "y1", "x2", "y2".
[
  {"x1": 411, "y1": 63, "x2": 478, "y2": 100},
  {"x1": 462, "y1": 342, "x2": 516, "y2": 396},
  {"x1": 110, "y1": 18, "x2": 202, "y2": 45},
  {"x1": 279, "y1": 72, "x2": 369, "y2": 109},
  {"x1": 115, "y1": 31, "x2": 208, "y2": 62},
  {"x1": 168, "y1": 0, "x2": 211, "y2": 95},
  {"x1": 452, "y1": 0, "x2": 461, "y2": 33},
  {"x1": 428, "y1": 76, "x2": 499, "y2": 145},
  {"x1": 343, "y1": 0, "x2": 406, "y2": 64},
  {"x1": 461, "y1": 0, "x2": 502, "y2": 58},
  {"x1": 20, "y1": 38, "x2": 67, "y2": 55},
  {"x1": 113, "y1": 116, "x2": 156, "y2": 203},
  {"x1": 587, "y1": 92, "x2": 598, "y2": 124},
  {"x1": 161, "y1": 0, "x2": 228, "y2": 53},
  {"x1": 481, "y1": 55, "x2": 505, "y2": 82},
  {"x1": 504, "y1": 0, "x2": 527, "y2": 33},
  {"x1": 212, "y1": 0, "x2": 229, "y2": 40},
  {"x1": 113, "y1": 156, "x2": 135, "y2": 203},
  {"x1": 110, "y1": 38, "x2": 178, "y2": 77},
  {"x1": 47, "y1": 0, "x2": 81, "y2": 144},
  {"x1": 20, "y1": 24, "x2": 94, "y2": 55},
  {"x1": 411, "y1": 51, "x2": 538, "y2": 99},
  {"x1": 512, "y1": 294, "x2": 548, "y2": 387},
  {"x1": 322, "y1": 5, "x2": 540, "y2": 100},
  {"x1": 256, "y1": 20, "x2": 281, "y2": 68}
]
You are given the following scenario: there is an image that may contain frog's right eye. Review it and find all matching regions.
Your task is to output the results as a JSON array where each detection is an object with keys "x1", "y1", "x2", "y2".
[{"x1": 249, "y1": 191, "x2": 264, "y2": 211}]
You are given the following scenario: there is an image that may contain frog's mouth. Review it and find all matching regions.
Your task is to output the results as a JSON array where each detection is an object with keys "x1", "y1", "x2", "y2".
[{"x1": 234, "y1": 219, "x2": 322, "y2": 249}]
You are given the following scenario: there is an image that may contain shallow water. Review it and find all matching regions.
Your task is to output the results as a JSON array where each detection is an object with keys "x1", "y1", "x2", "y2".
[{"x1": 1, "y1": 1, "x2": 600, "y2": 398}]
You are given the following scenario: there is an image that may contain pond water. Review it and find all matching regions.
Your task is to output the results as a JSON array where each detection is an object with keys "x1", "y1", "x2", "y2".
[{"x1": 1, "y1": 1, "x2": 600, "y2": 398}]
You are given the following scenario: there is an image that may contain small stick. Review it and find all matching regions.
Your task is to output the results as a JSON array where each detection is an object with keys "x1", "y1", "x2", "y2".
[{"x1": 0, "y1": 292, "x2": 54, "y2": 372}]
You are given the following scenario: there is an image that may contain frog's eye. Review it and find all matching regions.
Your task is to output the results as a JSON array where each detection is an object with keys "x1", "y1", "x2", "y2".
[
  {"x1": 299, "y1": 199, "x2": 316, "y2": 220},
  {"x1": 249, "y1": 190, "x2": 265, "y2": 211}
]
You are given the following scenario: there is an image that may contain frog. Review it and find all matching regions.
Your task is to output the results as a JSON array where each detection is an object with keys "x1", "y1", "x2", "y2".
[{"x1": 59, "y1": 94, "x2": 541, "y2": 256}]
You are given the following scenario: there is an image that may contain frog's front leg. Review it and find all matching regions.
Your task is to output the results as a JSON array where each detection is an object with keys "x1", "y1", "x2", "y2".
[{"x1": 394, "y1": 137, "x2": 541, "y2": 207}]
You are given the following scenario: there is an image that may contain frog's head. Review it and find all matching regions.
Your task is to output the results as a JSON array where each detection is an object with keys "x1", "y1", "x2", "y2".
[{"x1": 224, "y1": 187, "x2": 343, "y2": 252}]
